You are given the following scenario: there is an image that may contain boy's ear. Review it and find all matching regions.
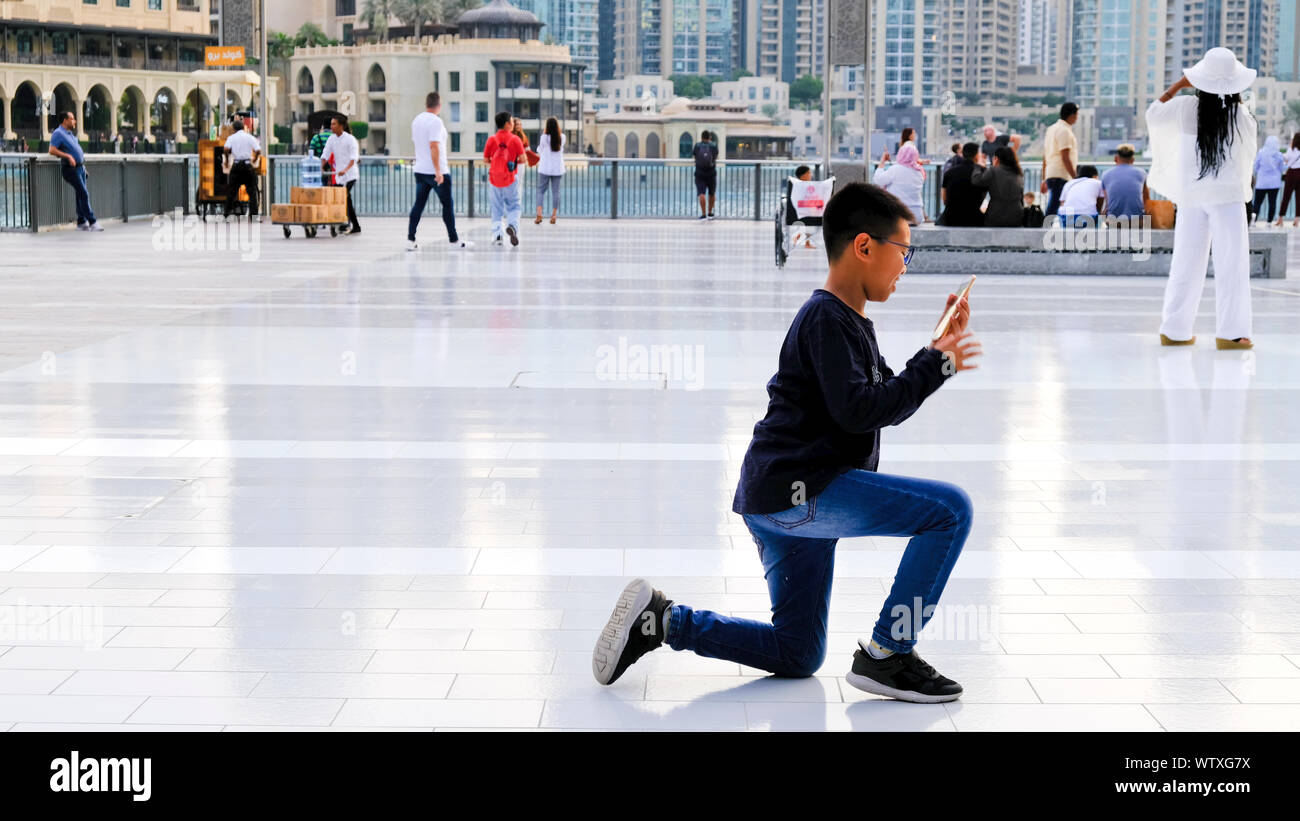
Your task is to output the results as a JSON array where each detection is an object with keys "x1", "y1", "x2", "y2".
[{"x1": 854, "y1": 232, "x2": 871, "y2": 261}]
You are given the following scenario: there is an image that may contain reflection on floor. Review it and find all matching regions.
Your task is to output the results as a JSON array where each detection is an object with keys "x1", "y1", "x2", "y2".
[{"x1": 0, "y1": 218, "x2": 1298, "y2": 731}]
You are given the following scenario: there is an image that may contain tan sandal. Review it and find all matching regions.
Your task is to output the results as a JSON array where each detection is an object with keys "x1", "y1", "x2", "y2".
[
  {"x1": 534, "y1": 214, "x2": 543, "y2": 225},
  {"x1": 1160, "y1": 334, "x2": 1195, "y2": 346},
  {"x1": 1215, "y1": 337, "x2": 1253, "y2": 350},
  {"x1": 550, "y1": 215, "x2": 557, "y2": 224}
]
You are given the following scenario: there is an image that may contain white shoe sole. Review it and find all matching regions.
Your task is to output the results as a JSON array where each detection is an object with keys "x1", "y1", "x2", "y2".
[
  {"x1": 845, "y1": 671, "x2": 962, "y2": 703},
  {"x1": 592, "y1": 578, "x2": 652, "y2": 685}
]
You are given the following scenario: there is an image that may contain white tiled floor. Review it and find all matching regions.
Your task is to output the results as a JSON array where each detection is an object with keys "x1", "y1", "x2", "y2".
[{"x1": 0, "y1": 217, "x2": 1298, "y2": 730}]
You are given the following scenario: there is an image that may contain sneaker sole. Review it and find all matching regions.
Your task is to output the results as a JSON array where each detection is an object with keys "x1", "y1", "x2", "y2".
[
  {"x1": 845, "y1": 671, "x2": 962, "y2": 703},
  {"x1": 592, "y1": 578, "x2": 652, "y2": 685}
]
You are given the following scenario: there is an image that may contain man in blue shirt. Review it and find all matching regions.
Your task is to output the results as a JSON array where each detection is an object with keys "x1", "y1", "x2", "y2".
[
  {"x1": 593, "y1": 183, "x2": 984, "y2": 703},
  {"x1": 1100, "y1": 143, "x2": 1148, "y2": 221},
  {"x1": 48, "y1": 111, "x2": 102, "y2": 231}
]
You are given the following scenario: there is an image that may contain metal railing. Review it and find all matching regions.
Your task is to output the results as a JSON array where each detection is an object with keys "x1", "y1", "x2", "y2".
[
  {"x1": 248, "y1": 156, "x2": 823, "y2": 220},
  {"x1": 1, "y1": 156, "x2": 190, "y2": 232}
]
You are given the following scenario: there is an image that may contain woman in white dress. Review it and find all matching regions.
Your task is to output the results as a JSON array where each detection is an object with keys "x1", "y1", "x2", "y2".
[
  {"x1": 872, "y1": 143, "x2": 926, "y2": 224},
  {"x1": 1146, "y1": 47, "x2": 1257, "y2": 350}
]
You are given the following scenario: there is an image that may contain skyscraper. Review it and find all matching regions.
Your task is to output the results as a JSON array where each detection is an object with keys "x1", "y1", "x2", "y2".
[
  {"x1": 1280, "y1": 0, "x2": 1299, "y2": 81},
  {"x1": 732, "y1": 0, "x2": 826, "y2": 82},
  {"x1": 516, "y1": 0, "x2": 601, "y2": 93},
  {"x1": 612, "y1": 0, "x2": 734, "y2": 78},
  {"x1": 1019, "y1": 0, "x2": 1072, "y2": 76},
  {"x1": 1069, "y1": 0, "x2": 1168, "y2": 110},
  {"x1": 1166, "y1": 0, "x2": 1278, "y2": 79},
  {"x1": 869, "y1": 0, "x2": 1015, "y2": 108}
]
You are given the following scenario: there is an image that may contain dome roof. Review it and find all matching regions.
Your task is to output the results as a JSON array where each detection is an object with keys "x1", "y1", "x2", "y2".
[{"x1": 456, "y1": 0, "x2": 541, "y2": 27}]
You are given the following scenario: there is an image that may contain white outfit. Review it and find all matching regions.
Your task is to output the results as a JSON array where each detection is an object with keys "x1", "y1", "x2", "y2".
[
  {"x1": 537, "y1": 132, "x2": 566, "y2": 176},
  {"x1": 872, "y1": 163, "x2": 926, "y2": 222},
  {"x1": 411, "y1": 111, "x2": 449, "y2": 175},
  {"x1": 224, "y1": 130, "x2": 260, "y2": 161},
  {"x1": 1146, "y1": 93, "x2": 1257, "y2": 341},
  {"x1": 322, "y1": 132, "x2": 360, "y2": 184},
  {"x1": 1284, "y1": 147, "x2": 1300, "y2": 171},
  {"x1": 1058, "y1": 177, "x2": 1102, "y2": 215}
]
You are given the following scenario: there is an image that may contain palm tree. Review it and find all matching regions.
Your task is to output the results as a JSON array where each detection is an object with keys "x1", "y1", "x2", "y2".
[
  {"x1": 1283, "y1": 99, "x2": 1300, "y2": 133},
  {"x1": 294, "y1": 23, "x2": 336, "y2": 48},
  {"x1": 362, "y1": 0, "x2": 394, "y2": 43},
  {"x1": 395, "y1": 0, "x2": 440, "y2": 40}
]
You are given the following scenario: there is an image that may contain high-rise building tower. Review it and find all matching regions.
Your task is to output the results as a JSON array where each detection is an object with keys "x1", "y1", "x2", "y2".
[
  {"x1": 612, "y1": 0, "x2": 734, "y2": 78},
  {"x1": 516, "y1": 1, "x2": 600, "y2": 94},
  {"x1": 732, "y1": 0, "x2": 826, "y2": 82},
  {"x1": 1019, "y1": 0, "x2": 1071, "y2": 76}
]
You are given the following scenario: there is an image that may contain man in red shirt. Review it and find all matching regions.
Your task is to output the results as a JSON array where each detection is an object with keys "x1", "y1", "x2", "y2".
[{"x1": 483, "y1": 111, "x2": 526, "y2": 246}]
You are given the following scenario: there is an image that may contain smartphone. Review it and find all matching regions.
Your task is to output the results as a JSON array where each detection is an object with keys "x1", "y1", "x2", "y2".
[{"x1": 931, "y1": 275, "x2": 976, "y2": 342}]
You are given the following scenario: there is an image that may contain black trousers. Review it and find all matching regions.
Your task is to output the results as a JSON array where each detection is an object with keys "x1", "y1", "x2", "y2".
[
  {"x1": 344, "y1": 180, "x2": 359, "y2": 229},
  {"x1": 1252, "y1": 187, "x2": 1278, "y2": 222},
  {"x1": 225, "y1": 161, "x2": 258, "y2": 217}
]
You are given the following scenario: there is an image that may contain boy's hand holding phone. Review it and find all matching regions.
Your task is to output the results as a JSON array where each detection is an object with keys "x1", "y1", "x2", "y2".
[{"x1": 929, "y1": 293, "x2": 981, "y2": 374}]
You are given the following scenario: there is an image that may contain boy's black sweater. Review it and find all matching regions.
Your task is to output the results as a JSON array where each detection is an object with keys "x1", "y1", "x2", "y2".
[{"x1": 732, "y1": 289, "x2": 951, "y2": 515}]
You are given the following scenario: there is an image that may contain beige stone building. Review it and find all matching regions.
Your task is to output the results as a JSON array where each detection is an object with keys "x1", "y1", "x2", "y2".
[
  {"x1": 0, "y1": 0, "x2": 273, "y2": 145},
  {"x1": 584, "y1": 96, "x2": 794, "y2": 159}
]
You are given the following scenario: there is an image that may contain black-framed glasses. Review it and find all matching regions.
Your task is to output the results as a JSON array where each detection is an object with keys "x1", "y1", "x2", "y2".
[{"x1": 870, "y1": 235, "x2": 915, "y2": 265}]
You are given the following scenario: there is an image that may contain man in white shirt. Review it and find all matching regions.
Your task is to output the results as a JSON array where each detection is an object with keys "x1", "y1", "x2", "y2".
[
  {"x1": 408, "y1": 92, "x2": 470, "y2": 251},
  {"x1": 1057, "y1": 165, "x2": 1103, "y2": 228},
  {"x1": 222, "y1": 118, "x2": 261, "y2": 220},
  {"x1": 323, "y1": 114, "x2": 362, "y2": 234}
]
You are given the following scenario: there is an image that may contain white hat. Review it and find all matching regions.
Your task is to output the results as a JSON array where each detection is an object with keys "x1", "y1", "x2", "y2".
[{"x1": 1183, "y1": 47, "x2": 1256, "y2": 96}]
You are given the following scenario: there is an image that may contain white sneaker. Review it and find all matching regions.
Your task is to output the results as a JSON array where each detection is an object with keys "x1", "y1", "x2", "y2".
[
  {"x1": 406, "y1": 239, "x2": 419, "y2": 252},
  {"x1": 493, "y1": 236, "x2": 503, "y2": 245},
  {"x1": 76, "y1": 223, "x2": 90, "y2": 231},
  {"x1": 454, "y1": 239, "x2": 474, "y2": 249},
  {"x1": 87, "y1": 222, "x2": 104, "y2": 232}
]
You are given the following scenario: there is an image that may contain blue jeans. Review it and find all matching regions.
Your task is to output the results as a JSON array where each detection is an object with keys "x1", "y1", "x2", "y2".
[
  {"x1": 489, "y1": 181, "x2": 520, "y2": 239},
  {"x1": 1058, "y1": 212, "x2": 1097, "y2": 229},
  {"x1": 665, "y1": 469, "x2": 973, "y2": 676},
  {"x1": 536, "y1": 173, "x2": 562, "y2": 212},
  {"x1": 61, "y1": 164, "x2": 95, "y2": 226},
  {"x1": 408, "y1": 171, "x2": 457, "y2": 243}
]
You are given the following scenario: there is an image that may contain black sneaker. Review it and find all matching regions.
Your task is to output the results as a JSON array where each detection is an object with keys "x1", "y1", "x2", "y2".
[
  {"x1": 506, "y1": 225, "x2": 519, "y2": 246},
  {"x1": 845, "y1": 639, "x2": 962, "y2": 703},
  {"x1": 592, "y1": 578, "x2": 672, "y2": 685}
]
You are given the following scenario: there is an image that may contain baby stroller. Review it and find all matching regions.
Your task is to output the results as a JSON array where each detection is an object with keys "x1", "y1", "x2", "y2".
[{"x1": 775, "y1": 175, "x2": 836, "y2": 268}]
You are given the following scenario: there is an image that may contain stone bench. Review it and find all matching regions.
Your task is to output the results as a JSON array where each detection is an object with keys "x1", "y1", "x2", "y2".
[{"x1": 908, "y1": 225, "x2": 1287, "y2": 278}]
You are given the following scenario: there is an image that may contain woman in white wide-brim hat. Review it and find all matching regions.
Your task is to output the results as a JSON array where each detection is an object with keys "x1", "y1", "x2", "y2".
[{"x1": 1146, "y1": 47, "x2": 1258, "y2": 350}]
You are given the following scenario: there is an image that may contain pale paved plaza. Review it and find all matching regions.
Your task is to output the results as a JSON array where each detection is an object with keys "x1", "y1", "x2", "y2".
[{"x1": 0, "y1": 217, "x2": 1297, "y2": 731}]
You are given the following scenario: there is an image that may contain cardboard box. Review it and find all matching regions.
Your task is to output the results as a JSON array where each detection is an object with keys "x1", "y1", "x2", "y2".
[
  {"x1": 325, "y1": 186, "x2": 347, "y2": 205},
  {"x1": 323, "y1": 205, "x2": 348, "y2": 224},
  {"x1": 291, "y1": 186, "x2": 328, "y2": 205},
  {"x1": 270, "y1": 204, "x2": 298, "y2": 224}
]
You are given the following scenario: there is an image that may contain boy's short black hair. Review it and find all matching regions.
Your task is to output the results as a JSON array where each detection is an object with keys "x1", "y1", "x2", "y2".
[
  {"x1": 495, "y1": 111, "x2": 511, "y2": 129},
  {"x1": 821, "y1": 183, "x2": 914, "y2": 262},
  {"x1": 427, "y1": 92, "x2": 440, "y2": 108},
  {"x1": 1061, "y1": 102, "x2": 1079, "y2": 119},
  {"x1": 950, "y1": 143, "x2": 960, "y2": 153},
  {"x1": 794, "y1": 165, "x2": 810, "y2": 178},
  {"x1": 961, "y1": 142, "x2": 978, "y2": 159},
  {"x1": 1077, "y1": 164, "x2": 1099, "y2": 178}
]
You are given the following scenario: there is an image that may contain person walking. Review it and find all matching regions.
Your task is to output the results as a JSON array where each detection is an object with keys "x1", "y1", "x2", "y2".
[
  {"x1": 533, "y1": 116, "x2": 565, "y2": 225},
  {"x1": 48, "y1": 111, "x2": 102, "y2": 232},
  {"x1": 407, "y1": 92, "x2": 470, "y2": 251},
  {"x1": 873, "y1": 143, "x2": 926, "y2": 224},
  {"x1": 593, "y1": 182, "x2": 982, "y2": 701},
  {"x1": 484, "y1": 111, "x2": 526, "y2": 247},
  {"x1": 1147, "y1": 47, "x2": 1258, "y2": 350},
  {"x1": 693, "y1": 130, "x2": 718, "y2": 219},
  {"x1": 1100, "y1": 143, "x2": 1149, "y2": 222},
  {"x1": 972, "y1": 145, "x2": 1025, "y2": 227},
  {"x1": 1040, "y1": 103, "x2": 1079, "y2": 216},
  {"x1": 221, "y1": 118, "x2": 260, "y2": 221},
  {"x1": 511, "y1": 116, "x2": 532, "y2": 206},
  {"x1": 1277, "y1": 132, "x2": 1300, "y2": 228},
  {"x1": 1251, "y1": 135, "x2": 1286, "y2": 225},
  {"x1": 323, "y1": 115, "x2": 361, "y2": 235}
]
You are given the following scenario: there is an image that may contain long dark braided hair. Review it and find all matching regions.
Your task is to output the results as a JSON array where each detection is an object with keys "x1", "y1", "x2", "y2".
[{"x1": 1195, "y1": 90, "x2": 1242, "y2": 179}]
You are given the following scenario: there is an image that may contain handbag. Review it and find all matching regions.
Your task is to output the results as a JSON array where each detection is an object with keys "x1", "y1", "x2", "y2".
[
  {"x1": 525, "y1": 149, "x2": 540, "y2": 168},
  {"x1": 1144, "y1": 198, "x2": 1175, "y2": 229}
]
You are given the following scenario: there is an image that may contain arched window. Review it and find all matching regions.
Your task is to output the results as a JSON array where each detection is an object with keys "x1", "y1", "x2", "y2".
[
  {"x1": 624, "y1": 132, "x2": 638, "y2": 159},
  {"x1": 678, "y1": 132, "x2": 693, "y2": 158},
  {"x1": 603, "y1": 132, "x2": 618, "y2": 158}
]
